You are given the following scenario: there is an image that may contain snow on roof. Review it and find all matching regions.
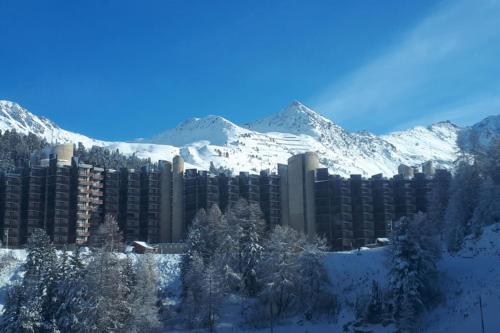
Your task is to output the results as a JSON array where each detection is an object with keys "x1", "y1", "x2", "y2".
[{"x1": 132, "y1": 241, "x2": 155, "y2": 250}]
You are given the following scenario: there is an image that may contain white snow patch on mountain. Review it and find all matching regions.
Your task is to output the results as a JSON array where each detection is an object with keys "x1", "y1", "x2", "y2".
[{"x1": 1, "y1": 99, "x2": 497, "y2": 177}]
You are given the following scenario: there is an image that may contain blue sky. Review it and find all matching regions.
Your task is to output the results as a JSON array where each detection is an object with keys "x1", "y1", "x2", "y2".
[{"x1": 0, "y1": 0, "x2": 498, "y2": 141}]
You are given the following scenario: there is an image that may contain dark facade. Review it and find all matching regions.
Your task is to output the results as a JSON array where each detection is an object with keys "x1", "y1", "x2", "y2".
[
  {"x1": 0, "y1": 152, "x2": 439, "y2": 250},
  {"x1": 238, "y1": 172, "x2": 260, "y2": 205},
  {"x1": 259, "y1": 170, "x2": 281, "y2": 228},
  {"x1": 103, "y1": 169, "x2": 121, "y2": 222},
  {"x1": 370, "y1": 174, "x2": 394, "y2": 238},
  {"x1": 314, "y1": 169, "x2": 353, "y2": 250},
  {"x1": 141, "y1": 166, "x2": 161, "y2": 243},
  {"x1": 392, "y1": 174, "x2": 417, "y2": 221},
  {"x1": 350, "y1": 175, "x2": 374, "y2": 247},
  {"x1": 183, "y1": 169, "x2": 220, "y2": 228},
  {"x1": 45, "y1": 159, "x2": 73, "y2": 246},
  {"x1": 413, "y1": 172, "x2": 431, "y2": 214},
  {"x1": 26, "y1": 166, "x2": 47, "y2": 237},
  {"x1": 121, "y1": 169, "x2": 142, "y2": 242},
  {"x1": 218, "y1": 173, "x2": 239, "y2": 213},
  {"x1": 0, "y1": 168, "x2": 28, "y2": 247}
]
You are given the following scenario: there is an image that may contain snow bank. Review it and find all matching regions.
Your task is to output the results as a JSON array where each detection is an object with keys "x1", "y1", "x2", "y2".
[
  {"x1": 424, "y1": 223, "x2": 500, "y2": 333},
  {"x1": 2, "y1": 224, "x2": 500, "y2": 332}
]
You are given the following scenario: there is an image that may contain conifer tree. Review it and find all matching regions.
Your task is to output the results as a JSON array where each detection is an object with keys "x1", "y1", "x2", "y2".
[
  {"x1": 55, "y1": 247, "x2": 89, "y2": 333},
  {"x1": 445, "y1": 161, "x2": 481, "y2": 251},
  {"x1": 127, "y1": 254, "x2": 161, "y2": 333},
  {"x1": 81, "y1": 216, "x2": 131, "y2": 332},
  {"x1": 389, "y1": 214, "x2": 439, "y2": 332},
  {"x1": 296, "y1": 237, "x2": 333, "y2": 320},
  {"x1": 0, "y1": 228, "x2": 58, "y2": 332}
]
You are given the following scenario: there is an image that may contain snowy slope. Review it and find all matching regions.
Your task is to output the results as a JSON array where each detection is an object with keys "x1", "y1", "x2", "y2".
[
  {"x1": 143, "y1": 100, "x2": 467, "y2": 176},
  {"x1": 0, "y1": 100, "x2": 103, "y2": 147},
  {"x1": 1, "y1": 99, "x2": 497, "y2": 177},
  {"x1": 458, "y1": 114, "x2": 500, "y2": 152},
  {"x1": 423, "y1": 223, "x2": 500, "y2": 333},
  {"x1": 3, "y1": 224, "x2": 499, "y2": 332},
  {"x1": 382, "y1": 121, "x2": 461, "y2": 166},
  {"x1": 0, "y1": 100, "x2": 189, "y2": 167}
]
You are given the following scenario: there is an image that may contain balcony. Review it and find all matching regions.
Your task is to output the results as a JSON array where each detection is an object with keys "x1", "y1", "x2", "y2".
[
  {"x1": 78, "y1": 212, "x2": 91, "y2": 219},
  {"x1": 91, "y1": 198, "x2": 103, "y2": 205},
  {"x1": 92, "y1": 182, "x2": 104, "y2": 189},
  {"x1": 78, "y1": 169, "x2": 91, "y2": 176},
  {"x1": 78, "y1": 195, "x2": 92, "y2": 203}
]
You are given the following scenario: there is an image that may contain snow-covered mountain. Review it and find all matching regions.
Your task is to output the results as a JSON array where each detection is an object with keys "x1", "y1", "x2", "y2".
[
  {"x1": 458, "y1": 115, "x2": 500, "y2": 152},
  {"x1": 0, "y1": 100, "x2": 103, "y2": 147},
  {"x1": 0, "y1": 100, "x2": 182, "y2": 165},
  {"x1": 1, "y1": 99, "x2": 498, "y2": 177}
]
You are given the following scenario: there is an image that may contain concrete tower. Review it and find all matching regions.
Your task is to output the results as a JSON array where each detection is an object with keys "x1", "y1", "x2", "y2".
[
  {"x1": 277, "y1": 164, "x2": 289, "y2": 226},
  {"x1": 172, "y1": 155, "x2": 184, "y2": 242},
  {"x1": 287, "y1": 152, "x2": 319, "y2": 237},
  {"x1": 53, "y1": 143, "x2": 74, "y2": 166}
]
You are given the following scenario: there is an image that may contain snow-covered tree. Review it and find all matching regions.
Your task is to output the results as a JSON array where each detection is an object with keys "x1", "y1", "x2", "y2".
[
  {"x1": 180, "y1": 250, "x2": 206, "y2": 329},
  {"x1": 80, "y1": 217, "x2": 131, "y2": 332},
  {"x1": 257, "y1": 226, "x2": 305, "y2": 320},
  {"x1": 127, "y1": 254, "x2": 161, "y2": 333},
  {"x1": 89, "y1": 214, "x2": 124, "y2": 252},
  {"x1": 200, "y1": 263, "x2": 226, "y2": 332},
  {"x1": 364, "y1": 280, "x2": 384, "y2": 324},
  {"x1": 55, "y1": 247, "x2": 89, "y2": 333},
  {"x1": 427, "y1": 170, "x2": 451, "y2": 240},
  {"x1": 476, "y1": 138, "x2": 500, "y2": 185},
  {"x1": 389, "y1": 214, "x2": 440, "y2": 332},
  {"x1": 470, "y1": 177, "x2": 500, "y2": 234},
  {"x1": 0, "y1": 228, "x2": 58, "y2": 333},
  {"x1": 445, "y1": 161, "x2": 481, "y2": 252},
  {"x1": 224, "y1": 199, "x2": 266, "y2": 296},
  {"x1": 296, "y1": 237, "x2": 334, "y2": 320}
]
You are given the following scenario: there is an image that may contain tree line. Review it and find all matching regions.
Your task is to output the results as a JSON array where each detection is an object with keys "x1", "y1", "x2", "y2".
[
  {"x1": 353, "y1": 139, "x2": 500, "y2": 332},
  {"x1": 170, "y1": 199, "x2": 336, "y2": 331},
  {"x1": 0, "y1": 129, "x2": 151, "y2": 170},
  {"x1": 0, "y1": 215, "x2": 161, "y2": 333}
]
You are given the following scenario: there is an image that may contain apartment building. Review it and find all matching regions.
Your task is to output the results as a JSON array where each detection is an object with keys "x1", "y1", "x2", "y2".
[
  {"x1": 314, "y1": 169, "x2": 353, "y2": 250},
  {"x1": 0, "y1": 148, "x2": 440, "y2": 250},
  {"x1": 0, "y1": 168, "x2": 27, "y2": 247},
  {"x1": 370, "y1": 173, "x2": 394, "y2": 238},
  {"x1": 350, "y1": 174, "x2": 375, "y2": 247},
  {"x1": 259, "y1": 170, "x2": 281, "y2": 228}
]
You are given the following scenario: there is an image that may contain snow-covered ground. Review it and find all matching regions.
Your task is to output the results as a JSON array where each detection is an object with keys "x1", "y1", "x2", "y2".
[
  {"x1": 423, "y1": 224, "x2": 500, "y2": 333},
  {"x1": 2, "y1": 224, "x2": 499, "y2": 332}
]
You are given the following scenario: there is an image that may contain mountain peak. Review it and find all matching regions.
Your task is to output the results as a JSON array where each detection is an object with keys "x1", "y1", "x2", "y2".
[
  {"x1": 177, "y1": 114, "x2": 236, "y2": 130},
  {"x1": 0, "y1": 100, "x2": 100, "y2": 147},
  {"x1": 282, "y1": 100, "x2": 323, "y2": 118},
  {"x1": 0, "y1": 100, "x2": 59, "y2": 136},
  {"x1": 246, "y1": 101, "x2": 341, "y2": 138},
  {"x1": 148, "y1": 114, "x2": 248, "y2": 146}
]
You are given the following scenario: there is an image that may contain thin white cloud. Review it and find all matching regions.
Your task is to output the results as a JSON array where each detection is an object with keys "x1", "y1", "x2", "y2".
[{"x1": 313, "y1": 0, "x2": 500, "y2": 132}]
